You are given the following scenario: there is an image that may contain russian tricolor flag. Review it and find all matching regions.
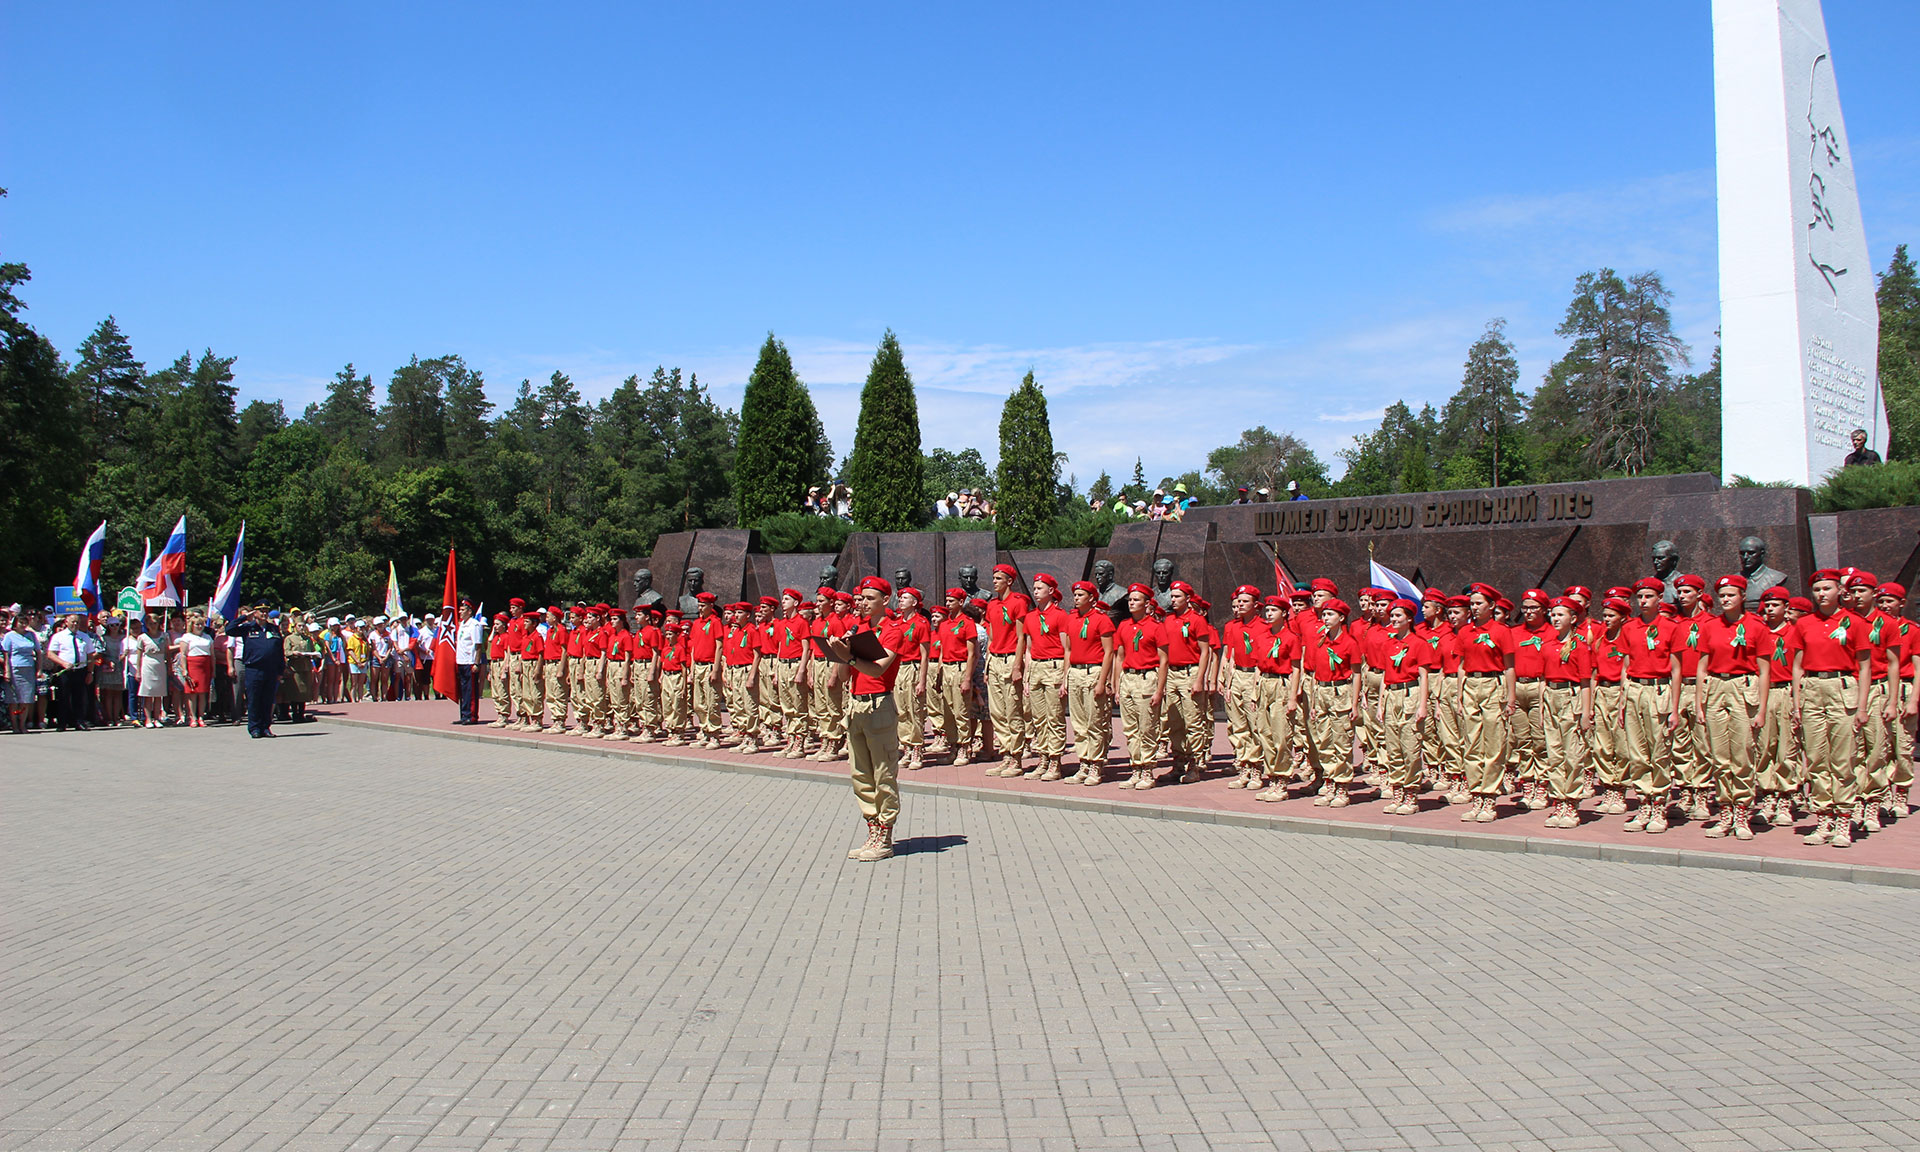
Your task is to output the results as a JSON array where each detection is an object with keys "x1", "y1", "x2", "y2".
[
  {"x1": 72, "y1": 520, "x2": 107, "y2": 612},
  {"x1": 146, "y1": 516, "x2": 188, "y2": 607},
  {"x1": 212, "y1": 523, "x2": 245, "y2": 622}
]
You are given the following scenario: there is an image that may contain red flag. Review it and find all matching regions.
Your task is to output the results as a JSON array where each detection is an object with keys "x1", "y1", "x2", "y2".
[
  {"x1": 1267, "y1": 543, "x2": 1297, "y2": 597},
  {"x1": 433, "y1": 546, "x2": 459, "y2": 701}
]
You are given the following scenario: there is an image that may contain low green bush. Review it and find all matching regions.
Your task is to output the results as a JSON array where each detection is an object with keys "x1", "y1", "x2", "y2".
[
  {"x1": 754, "y1": 512, "x2": 855, "y2": 554},
  {"x1": 1811, "y1": 460, "x2": 1920, "y2": 512}
]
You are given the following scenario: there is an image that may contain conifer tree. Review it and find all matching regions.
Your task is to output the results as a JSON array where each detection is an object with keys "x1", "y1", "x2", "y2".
[
  {"x1": 845, "y1": 330, "x2": 926, "y2": 531},
  {"x1": 734, "y1": 334, "x2": 828, "y2": 525},
  {"x1": 996, "y1": 371, "x2": 1057, "y2": 547}
]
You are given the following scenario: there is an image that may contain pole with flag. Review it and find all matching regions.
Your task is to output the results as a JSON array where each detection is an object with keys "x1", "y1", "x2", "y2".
[
  {"x1": 72, "y1": 520, "x2": 107, "y2": 613},
  {"x1": 212, "y1": 522, "x2": 246, "y2": 623},
  {"x1": 134, "y1": 538, "x2": 156, "y2": 602},
  {"x1": 145, "y1": 516, "x2": 188, "y2": 608},
  {"x1": 432, "y1": 546, "x2": 459, "y2": 701},
  {"x1": 383, "y1": 561, "x2": 405, "y2": 621},
  {"x1": 1264, "y1": 542, "x2": 1298, "y2": 598},
  {"x1": 1368, "y1": 545, "x2": 1426, "y2": 622}
]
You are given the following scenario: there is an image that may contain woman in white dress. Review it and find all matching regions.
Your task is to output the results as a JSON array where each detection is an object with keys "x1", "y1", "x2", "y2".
[{"x1": 131, "y1": 617, "x2": 171, "y2": 728}]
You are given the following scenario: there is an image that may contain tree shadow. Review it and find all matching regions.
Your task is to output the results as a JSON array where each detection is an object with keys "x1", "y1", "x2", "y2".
[{"x1": 893, "y1": 833, "x2": 967, "y2": 856}]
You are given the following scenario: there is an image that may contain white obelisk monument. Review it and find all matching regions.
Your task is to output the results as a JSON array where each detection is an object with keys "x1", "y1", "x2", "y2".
[{"x1": 1714, "y1": 0, "x2": 1885, "y2": 484}]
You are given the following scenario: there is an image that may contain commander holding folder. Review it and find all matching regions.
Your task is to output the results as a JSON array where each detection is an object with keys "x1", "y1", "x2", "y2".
[{"x1": 817, "y1": 575, "x2": 906, "y2": 862}]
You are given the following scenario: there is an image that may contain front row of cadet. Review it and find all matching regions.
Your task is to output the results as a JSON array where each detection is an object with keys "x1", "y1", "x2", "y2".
[{"x1": 482, "y1": 563, "x2": 1917, "y2": 857}]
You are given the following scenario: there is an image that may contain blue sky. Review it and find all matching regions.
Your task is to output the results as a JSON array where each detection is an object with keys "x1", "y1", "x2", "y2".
[{"x1": 5, "y1": 2, "x2": 1916, "y2": 485}]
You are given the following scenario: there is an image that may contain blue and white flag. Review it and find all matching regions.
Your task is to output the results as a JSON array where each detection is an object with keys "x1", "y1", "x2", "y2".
[
  {"x1": 1369, "y1": 559, "x2": 1425, "y2": 622},
  {"x1": 212, "y1": 522, "x2": 245, "y2": 622}
]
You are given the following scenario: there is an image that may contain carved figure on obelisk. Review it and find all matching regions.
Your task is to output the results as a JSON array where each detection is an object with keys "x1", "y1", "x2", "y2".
[{"x1": 1737, "y1": 536, "x2": 1789, "y2": 609}]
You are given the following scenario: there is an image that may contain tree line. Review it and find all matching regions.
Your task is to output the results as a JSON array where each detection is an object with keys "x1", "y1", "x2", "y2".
[{"x1": 5, "y1": 225, "x2": 1914, "y2": 613}]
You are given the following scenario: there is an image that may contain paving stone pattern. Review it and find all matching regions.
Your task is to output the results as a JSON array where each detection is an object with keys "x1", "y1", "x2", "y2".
[{"x1": 4, "y1": 724, "x2": 1919, "y2": 1151}]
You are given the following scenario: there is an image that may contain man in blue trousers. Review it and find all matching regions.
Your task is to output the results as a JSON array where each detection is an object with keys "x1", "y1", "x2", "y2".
[{"x1": 231, "y1": 604, "x2": 285, "y2": 739}]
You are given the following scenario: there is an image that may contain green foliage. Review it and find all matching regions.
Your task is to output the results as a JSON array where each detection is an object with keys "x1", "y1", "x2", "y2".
[
  {"x1": 923, "y1": 446, "x2": 992, "y2": 507},
  {"x1": 71, "y1": 316, "x2": 146, "y2": 461},
  {"x1": 1030, "y1": 504, "x2": 1129, "y2": 549},
  {"x1": 995, "y1": 371, "x2": 1058, "y2": 547},
  {"x1": 1812, "y1": 459, "x2": 1920, "y2": 511},
  {"x1": 1206, "y1": 426, "x2": 1330, "y2": 498},
  {"x1": 753, "y1": 512, "x2": 854, "y2": 555},
  {"x1": 734, "y1": 334, "x2": 830, "y2": 525},
  {"x1": 0, "y1": 258, "x2": 87, "y2": 594},
  {"x1": 1086, "y1": 470, "x2": 1115, "y2": 507},
  {"x1": 305, "y1": 364, "x2": 377, "y2": 459},
  {"x1": 845, "y1": 331, "x2": 926, "y2": 531},
  {"x1": 1335, "y1": 401, "x2": 1437, "y2": 496},
  {"x1": 1880, "y1": 245, "x2": 1920, "y2": 461},
  {"x1": 1441, "y1": 318, "x2": 1529, "y2": 485}
]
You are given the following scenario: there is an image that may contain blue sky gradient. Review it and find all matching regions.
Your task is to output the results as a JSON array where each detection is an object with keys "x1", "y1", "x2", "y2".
[{"x1": 4, "y1": 2, "x2": 1915, "y2": 484}]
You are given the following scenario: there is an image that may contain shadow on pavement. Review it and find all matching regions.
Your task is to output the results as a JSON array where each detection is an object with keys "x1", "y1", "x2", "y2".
[{"x1": 894, "y1": 833, "x2": 966, "y2": 856}]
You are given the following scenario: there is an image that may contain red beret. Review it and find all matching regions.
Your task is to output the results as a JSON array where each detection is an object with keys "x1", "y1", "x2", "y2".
[
  {"x1": 1365, "y1": 586, "x2": 1394, "y2": 598},
  {"x1": 1127, "y1": 583, "x2": 1153, "y2": 597},
  {"x1": 1715, "y1": 574, "x2": 1747, "y2": 591},
  {"x1": 1760, "y1": 586, "x2": 1791, "y2": 602},
  {"x1": 856, "y1": 576, "x2": 892, "y2": 595},
  {"x1": 1563, "y1": 585, "x2": 1592, "y2": 600},
  {"x1": 759, "y1": 595, "x2": 779, "y2": 606},
  {"x1": 1072, "y1": 580, "x2": 1097, "y2": 594},
  {"x1": 1192, "y1": 596, "x2": 1210, "y2": 611},
  {"x1": 1605, "y1": 586, "x2": 1632, "y2": 599},
  {"x1": 817, "y1": 585, "x2": 836, "y2": 597},
  {"x1": 1809, "y1": 568, "x2": 1843, "y2": 585},
  {"x1": 1445, "y1": 595, "x2": 1471, "y2": 608},
  {"x1": 1789, "y1": 596, "x2": 1814, "y2": 612},
  {"x1": 665, "y1": 609, "x2": 683, "y2": 618},
  {"x1": 1389, "y1": 598, "x2": 1420, "y2": 616},
  {"x1": 1631, "y1": 577, "x2": 1665, "y2": 594},
  {"x1": 1603, "y1": 597, "x2": 1631, "y2": 613},
  {"x1": 781, "y1": 587, "x2": 803, "y2": 601},
  {"x1": 1262, "y1": 595, "x2": 1288, "y2": 608},
  {"x1": 1423, "y1": 587, "x2": 1448, "y2": 600},
  {"x1": 1469, "y1": 582, "x2": 1499, "y2": 600},
  {"x1": 898, "y1": 586, "x2": 923, "y2": 601},
  {"x1": 834, "y1": 590, "x2": 854, "y2": 603},
  {"x1": 1234, "y1": 584, "x2": 1262, "y2": 600},
  {"x1": 1522, "y1": 588, "x2": 1547, "y2": 604},
  {"x1": 1309, "y1": 578, "x2": 1338, "y2": 594},
  {"x1": 695, "y1": 591, "x2": 717, "y2": 603},
  {"x1": 1289, "y1": 589, "x2": 1312, "y2": 602},
  {"x1": 1674, "y1": 574, "x2": 1707, "y2": 592},
  {"x1": 945, "y1": 587, "x2": 967, "y2": 600},
  {"x1": 1169, "y1": 580, "x2": 1195, "y2": 595},
  {"x1": 993, "y1": 563, "x2": 1019, "y2": 578},
  {"x1": 546, "y1": 605, "x2": 563, "y2": 615},
  {"x1": 1496, "y1": 597, "x2": 1514, "y2": 613},
  {"x1": 1548, "y1": 596, "x2": 1578, "y2": 611},
  {"x1": 1843, "y1": 567, "x2": 1877, "y2": 586},
  {"x1": 1031, "y1": 572, "x2": 1058, "y2": 589},
  {"x1": 1877, "y1": 582, "x2": 1908, "y2": 599},
  {"x1": 508, "y1": 597, "x2": 526, "y2": 607},
  {"x1": 1659, "y1": 603, "x2": 1677, "y2": 617},
  {"x1": 1845, "y1": 572, "x2": 1877, "y2": 589},
  {"x1": 1321, "y1": 598, "x2": 1351, "y2": 617}
]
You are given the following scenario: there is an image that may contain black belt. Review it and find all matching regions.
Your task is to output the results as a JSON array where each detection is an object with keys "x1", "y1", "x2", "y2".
[
  {"x1": 1543, "y1": 680, "x2": 1579, "y2": 689},
  {"x1": 852, "y1": 690, "x2": 889, "y2": 700},
  {"x1": 1804, "y1": 669, "x2": 1847, "y2": 679},
  {"x1": 777, "y1": 657, "x2": 802, "y2": 663},
  {"x1": 1260, "y1": 670, "x2": 1286, "y2": 679},
  {"x1": 1313, "y1": 676, "x2": 1351, "y2": 685},
  {"x1": 1464, "y1": 671, "x2": 1502, "y2": 679},
  {"x1": 1069, "y1": 661, "x2": 1105, "y2": 668},
  {"x1": 1029, "y1": 656, "x2": 1063, "y2": 663},
  {"x1": 1872, "y1": 674, "x2": 1889, "y2": 683},
  {"x1": 1515, "y1": 675, "x2": 1542, "y2": 683},
  {"x1": 1629, "y1": 675, "x2": 1667, "y2": 685},
  {"x1": 1709, "y1": 672, "x2": 1751, "y2": 681},
  {"x1": 1122, "y1": 668, "x2": 1154, "y2": 676},
  {"x1": 1384, "y1": 681, "x2": 1417, "y2": 692},
  {"x1": 1167, "y1": 662, "x2": 1199, "y2": 670},
  {"x1": 941, "y1": 659, "x2": 970, "y2": 665}
]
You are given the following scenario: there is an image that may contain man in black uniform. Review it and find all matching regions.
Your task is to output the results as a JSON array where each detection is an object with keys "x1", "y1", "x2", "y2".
[{"x1": 232, "y1": 603, "x2": 285, "y2": 738}]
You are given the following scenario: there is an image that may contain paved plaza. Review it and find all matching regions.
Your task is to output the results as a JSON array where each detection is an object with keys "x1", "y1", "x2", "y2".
[{"x1": 4, "y1": 724, "x2": 1920, "y2": 1152}]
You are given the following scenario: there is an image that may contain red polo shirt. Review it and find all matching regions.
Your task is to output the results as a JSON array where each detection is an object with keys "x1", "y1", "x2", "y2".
[
  {"x1": 1454, "y1": 620, "x2": 1514, "y2": 675},
  {"x1": 1023, "y1": 603, "x2": 1071, "y2": 660},
  {"x1": 1115, "y1": 616, "x2": 1163, "y2": 671},
  {"x1": 1222, "y1": 617, "x2": 1269, "y2": 671},
  {"x1": 542, "y1": 622, "x2": 569, "y2": 661},
  {"x1": 1304, "y1": 627, "x2": 1362, "y2": 682},
  {"x1": 983, "y1": 593, "x2": 1031, "y2": 656},
  {"x1": 938, "y1": 615, "x2": 976, "y2": 662},
  {"x1": 1793, "y1": 608, "x2": 1870, "y2": 674},
  {"x1": 660, "y1": 630, "x2": 687, "y2": 672},
  {"x1": 1619, "y1": 616, "x2": 1676, "y2": 679},
  {"x1": 1066, "y1": 608, "x2": 1114, "y2": 665},
  {"x1": 1160, "y1": 610, "x2": 1206, "y2": 667},
  {"x1": 579, "y1": 625, "x2": 606, "y2": 660},
  {"x1": 1670, "y1": 611, "x2": 1711, "y2": 678},
  {"x1": 1591, "y1": 627, "x2": 1627, "y2": 684},
  {"x1": 1697, "y1": 612, "x2": 1766, "y2": 677},
  {"x1": 1369, "y1": 629, "x2": 1431, "y2": 685},
  {"x1": 1540, "y1": 633, "x2": 1595, "y2": 683},
  {"x1": 1258, "y1": 626, "x2": 1301, "y2": 676},
  {"x1": 891, "y1": 613, "x2": 931, "y2": 662},
  {"x1": 722, "y1": 623, "x2": 759, "y2": 666},
  {"x1": 1510, "y1": 621, "x2": 1553, "y2": 678},
  {"x1": 848, "y1": 617, "x2": 903, "y2": 695}
]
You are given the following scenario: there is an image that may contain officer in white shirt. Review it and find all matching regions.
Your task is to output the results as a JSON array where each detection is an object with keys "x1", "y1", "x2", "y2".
[
  {"x1": 46, "y1": 614, "x2": 100, "y2": 731},
  {"x1": 453, "y1": 600, "x2": 486, "y2": 723}
]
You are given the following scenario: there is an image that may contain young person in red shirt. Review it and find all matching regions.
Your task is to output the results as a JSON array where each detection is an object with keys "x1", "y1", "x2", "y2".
[
  {"x1": 1015, "y1": 574, "x2": 1072, "y2": 780},
  {"x1": 1252, "y1": 596, "x2": 1304, "y2": 801},
  {"x1": 1114, "y1": 584, "x2": 1168, "y2": 790},
  {"x1": 891, "y1": 587, "x2": 932, "y2": 771},
  {"x1": 1536, "y1": 597, "x2": 1596, "y2": 829},
  {"x1": 1872, "y1": 582, "x2": 1919, "y2": 825},
  {"x1": 687, "y1": 593, "x2": 726, "y2": 747},
  {"x1": 486, "y1": 610, "x2": 516, "y2": 728},
  {"x1": 1507, "y1": 589, "x2": 1554, "y2": 812},
  {"x1": 1159, "y1": 581, "x2": 1214, "y2": 783},
  {"x1": 1619, "y1": 577, "x2": 1683, "y2": 832},
  {"x1": 575, "y1": 605, "x2": 609, "y2": 737},
  {"x1": 1689, "y1": 575, "x2": 1771, "y2": 839},
  {"x1": 1301, "y1": 597, "x2": 1363, "y2": 807},
  {"x1": 1588, "y1": 596, "x2": 1632, "y2": 815},
  {"x1": 1452, "y1": 584, "x2": 1516, "y2": 822},
  {"x1": 1843, "y1": 573, "x2": 1901, "y2": 832},
  {"x1": 1371, "y1": 599, "x2": 1432, "y2": 816},
  {"x1": 1416, "y1": 587, "x2": 1452, "y2": 779},
  {"x1": 1793, "y1": 569, "x2": 1873, "y2": 847},
  {"x1": 721, "y1": 603, "x2": 763, "y2": 752},
  {"x1": 933, "y1": 589, "x2": 980, "y2": 766},
  {"x1": 1751, "y1": 587, "x2": 1802, "y2": 826},
  {"x1": 1220, "y1": 585, "x2": 1272, "y2": 790},
  {"x1": 823, "y1": 576, "x2": 907, "y2": 862},
  {"x1": 538, "y1": 605, "x2": 572, "y2": 734},
  {"x1": 660, "y1": 612, "x2": 693, "y2": 744},
  {"x1": 982, "y1": 564, "x2": 1031, "y2": 776},
  {"x1": 808, "y1": 589, "x2": 854, "y2": 762},
  {"x1": 634, "y1": 606, "x2": 666, "y2": 741},
  {"x1": 1431, "y1": 596, "x2": 1471, "y2": 805},
  {"x1": 1065, "y1": 579, "x2": 1116, "y2": 785}
]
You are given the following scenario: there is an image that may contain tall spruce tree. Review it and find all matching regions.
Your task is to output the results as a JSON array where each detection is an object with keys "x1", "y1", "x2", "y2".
[
  {"x1": 307, "y1": 363, "x2": 378, "y2": 458},
  {"x1": 996, "y1": 371, "x2": 1057, "y2": 547},
  {"x1": 845, "y1": 330, "x2": 926, "y2": 530},
  {"x1": 734, "y1": 334, "x2": 828, "y2": 525},
  {"x1": 71, "y1": 316, "x2": 146, "y2": 459},
  {"x1": 1878, "y1": 245, "x2": 1920, "y2": 460}
]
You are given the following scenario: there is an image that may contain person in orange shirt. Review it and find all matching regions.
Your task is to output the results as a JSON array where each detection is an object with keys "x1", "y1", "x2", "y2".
[{"x1": 1019, "y1": 574, "x2": 1073, "y2": 780}]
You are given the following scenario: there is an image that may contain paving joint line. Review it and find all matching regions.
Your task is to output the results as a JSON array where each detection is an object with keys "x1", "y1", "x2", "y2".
[{"x1": 313, "y1": 714, "x2": 1920, "y2": 890}]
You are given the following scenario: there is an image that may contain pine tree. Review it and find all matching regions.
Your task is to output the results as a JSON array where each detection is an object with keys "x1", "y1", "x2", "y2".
[
  {"x1": 1878, "y1": 245, "x2": 1920, "y2": 460},
  {"x1": 0, "y1": 257, "x2": 87, "y2": 592},
  {"x1": 1442, "y1": 319, "x2": 1528, "y2": 485},
  {"x1": 380, "y1": 355, "x2": 450, "y2": 464},
  {"x1": 307, "y1": 363, "x2": 377, "y2": 458},
  {"x1": 734, "y1": 334, "x2": 829, "y2": 526},
  {"x1": 70, "y1": 316, "x2": 145, "y2": 459},
  {"x1": 845, "y1": 330, "x2": 925, "y2": 531},
  {"x1": 996, "y1": 371, "x2": 1057, "y2": 547}
]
